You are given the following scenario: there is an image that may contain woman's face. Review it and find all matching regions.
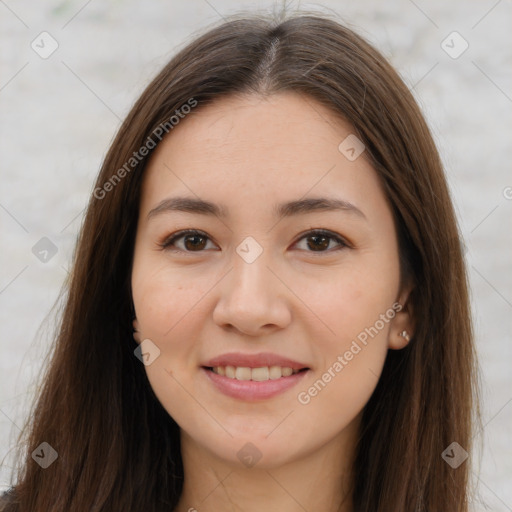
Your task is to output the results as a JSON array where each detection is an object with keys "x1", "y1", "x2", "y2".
[{"x1": 131, "y1": 92, "x2": 412, "y2": 468}]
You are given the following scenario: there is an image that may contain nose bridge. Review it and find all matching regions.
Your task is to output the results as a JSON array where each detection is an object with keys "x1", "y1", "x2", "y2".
[
  {"x1": 213, "y1": 235, "x2": 290, "y2": 333},
  {"x1": 229, "y1": 235, "x2": 275, "y2": 301}
]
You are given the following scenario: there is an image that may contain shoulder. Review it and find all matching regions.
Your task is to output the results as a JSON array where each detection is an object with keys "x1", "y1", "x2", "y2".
[{"x1": 0, "y1": 488, "x2": 19, "y2": 512}]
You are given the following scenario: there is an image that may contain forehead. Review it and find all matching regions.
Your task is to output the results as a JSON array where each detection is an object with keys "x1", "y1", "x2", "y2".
[{"x1": 139, "y1": 92, "x2": 387, "y2": 223}]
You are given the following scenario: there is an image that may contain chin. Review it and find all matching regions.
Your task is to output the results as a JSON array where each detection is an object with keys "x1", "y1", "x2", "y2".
[{"x1": 190, "y1": 427, "x2": 308, "y2": 470}]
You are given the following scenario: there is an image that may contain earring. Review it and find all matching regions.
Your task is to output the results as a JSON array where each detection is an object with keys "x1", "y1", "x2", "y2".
[{"x1": 399, "y1": 330, "x2": 411, "y2": 342}]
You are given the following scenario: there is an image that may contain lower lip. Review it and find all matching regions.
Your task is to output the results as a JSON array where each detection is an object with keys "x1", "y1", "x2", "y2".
[{"x1": 202, "y1": 367, "x2": 309, "y2": 401}]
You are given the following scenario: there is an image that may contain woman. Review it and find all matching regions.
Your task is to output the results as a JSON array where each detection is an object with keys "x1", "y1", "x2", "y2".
[{"x1": 1, "y1": 11, "x2": 480, "y2": 512}]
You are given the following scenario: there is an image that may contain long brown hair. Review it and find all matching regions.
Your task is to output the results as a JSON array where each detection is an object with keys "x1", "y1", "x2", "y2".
[{"x1": 2, "y1": 11, "x2": 480, "y2": 512}]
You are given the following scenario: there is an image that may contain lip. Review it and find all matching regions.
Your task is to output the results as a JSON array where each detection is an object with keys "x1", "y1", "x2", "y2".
[
  {"x1": 202, "y1": 352, "x2": 309, "y2": 370},
  {"x1": 202, "y1": 366, "x2": 309, "y2": 401},
  {"x1": 201, "y1": 352, "x2": 311, "y2": 401}
]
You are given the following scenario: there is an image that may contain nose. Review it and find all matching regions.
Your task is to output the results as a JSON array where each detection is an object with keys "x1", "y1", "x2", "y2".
[{"x1": 212, "y1": 247, "x2": 292, "y2": 336}]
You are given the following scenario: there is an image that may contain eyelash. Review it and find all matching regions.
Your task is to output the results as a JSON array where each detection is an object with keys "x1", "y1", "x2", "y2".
[{"x1": 158, "y1": 228, "x2": 350, "y2": 255}]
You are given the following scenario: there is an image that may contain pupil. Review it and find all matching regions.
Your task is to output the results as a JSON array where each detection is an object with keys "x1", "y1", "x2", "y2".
[
  {"x1": 308, "y1": 235, "x2": 328, "y2": 251},
  {"x1": 185, "y1": 234, "x2": 206, "y2": 250}
]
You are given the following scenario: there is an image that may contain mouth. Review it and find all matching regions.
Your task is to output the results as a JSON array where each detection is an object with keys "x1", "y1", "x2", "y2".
[
  {"x1": 200, "y1": 353, "x2": 310, "y2": 401},
  {"x1": 203, "y1": 365, "x2": 308, "y2": 381}
]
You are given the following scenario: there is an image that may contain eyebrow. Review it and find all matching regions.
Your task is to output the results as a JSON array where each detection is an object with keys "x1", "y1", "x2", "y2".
[{"x1": 147, "y1": 196, "x2": 366, "y2": 221}]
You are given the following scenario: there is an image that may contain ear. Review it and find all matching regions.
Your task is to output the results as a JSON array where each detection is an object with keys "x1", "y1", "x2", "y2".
[
  {"x1": 388, "y1": 284, "x2": 415, "y2": 350},
  {"x1": 132, "y1": 318, "x2": 142, "y2": 344}
]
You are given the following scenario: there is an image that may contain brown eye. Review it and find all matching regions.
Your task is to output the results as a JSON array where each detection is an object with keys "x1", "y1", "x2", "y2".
[
  {"x1": 160, "y1": 230, "x2": 215, "y2": 252},
  {"x1": 295, "y1": 230, "x2": 348, "y2": 253},
  {"x1": 306, "y1": 234, "x2": 330, "y2": 251},
  {"x1": 182, "y1": 233, "x2": 207, "y2": 251},
  {"x1": 160, "y1": 229, "x2": 348, "y2": 254}
]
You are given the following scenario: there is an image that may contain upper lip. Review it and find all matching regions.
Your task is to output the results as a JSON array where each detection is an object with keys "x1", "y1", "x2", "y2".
[{"x1": 202, "y1": 352, "x2": 309, "y2": 370}]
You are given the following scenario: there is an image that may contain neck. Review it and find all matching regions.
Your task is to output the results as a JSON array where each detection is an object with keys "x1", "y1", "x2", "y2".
[{"x1": 174, "y1": 421, "x2": 358, "y2": 512}]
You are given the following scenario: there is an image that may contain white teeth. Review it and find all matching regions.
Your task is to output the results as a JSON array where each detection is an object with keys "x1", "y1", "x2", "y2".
[
  {"x1": 281, "y1": 367, "x2": 293, "y2": 377},
  {"x1": 251, "y1": 367, "x2": 269, "y2": 381},
  {"x1": 225, "y1": 365, "x2": 236, "y2": 378},
  {"x1": 235, "y1": 367, "x2": 251, "y2": 380},
  {"x1": 210, "y1": 365, "x2": 302, "y2": 381},
  {"x1": 269, "y1": 365, "x2": 283, "y2": 379}
]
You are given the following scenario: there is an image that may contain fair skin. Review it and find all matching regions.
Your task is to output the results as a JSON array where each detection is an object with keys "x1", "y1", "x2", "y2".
[{"x1": 131, "y1": 92, "x2": 414, "y2": 512}]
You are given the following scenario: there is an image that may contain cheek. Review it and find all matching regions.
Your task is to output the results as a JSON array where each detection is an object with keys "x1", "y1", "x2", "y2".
[
  {"x1": 293, "y1": 257, "x2": 399, "y2": 343},
  {"x1": 131, "y1": 257, "x2": 214, "y2": 396},
  {"x1": 292, "y1": 255, "x2": 398, "y2": 415},
  {"x1": 132, "y1": 251, "x2": 211, "y2": 339},
  {"x1": 293, "y1": 299, "x2": 392, "y2": 445},
  {"x1": 131, "y1": 266, "x2": 213, "y2": 426}
]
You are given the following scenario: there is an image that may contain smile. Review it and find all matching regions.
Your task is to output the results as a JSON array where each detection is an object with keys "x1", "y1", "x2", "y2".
[
  {"x1": 208, "y1": 365, "x2": 305, "y2": 381},
  {"x1": 202, "y1": 366, "x2": 309, "y2": 401},
  {"x1": 200, "y1": 352, "x2": 310, "y2": 400}
]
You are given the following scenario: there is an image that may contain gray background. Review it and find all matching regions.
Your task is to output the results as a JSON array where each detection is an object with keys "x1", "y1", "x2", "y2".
[{"x1": 1, "y1": 0, "x2": 511, "y2": 509}]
